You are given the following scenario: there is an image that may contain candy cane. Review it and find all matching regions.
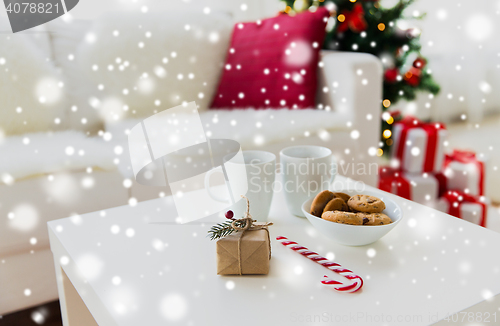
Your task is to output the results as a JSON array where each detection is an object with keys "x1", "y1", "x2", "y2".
[{"x1": 276, "y1": 236, "x2": 363, "y2": 293}]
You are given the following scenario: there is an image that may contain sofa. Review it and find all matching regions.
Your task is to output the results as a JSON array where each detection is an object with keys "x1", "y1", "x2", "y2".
[{"x1": 0, "y1": 11, "x2": 382, "y2": 314}]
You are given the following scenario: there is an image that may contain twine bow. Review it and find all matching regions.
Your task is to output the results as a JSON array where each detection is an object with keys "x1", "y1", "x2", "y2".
[{"x1": 233, "y1": 195, "x2": 273, "y2": 275}]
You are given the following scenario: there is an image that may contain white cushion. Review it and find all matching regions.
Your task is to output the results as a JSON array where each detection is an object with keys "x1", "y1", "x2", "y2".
[
  {"x1": 0, "y1": 12, "x2": 52, "y2": 58},
  {"x1": 46, "y1": 19, "x2": 100, "y2": 133},
  {"x1": 0, "y1": 19, "x2": 66, "y2": 136},
  {"x1": 0, "y1": 131, "x2": 115, "y2": 183},
  {"x1": 75, "y1": 11, "x2": 233, "y2": 122}
]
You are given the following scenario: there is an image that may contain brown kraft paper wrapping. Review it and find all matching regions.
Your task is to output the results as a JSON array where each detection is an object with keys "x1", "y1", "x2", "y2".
[{"x1": 216, "y1": 228, "x2": 271, "y2": 275}]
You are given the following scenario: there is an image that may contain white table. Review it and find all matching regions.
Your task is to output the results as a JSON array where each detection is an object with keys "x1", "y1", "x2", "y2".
[{"x1": 48, "y1": 176, "x2": 500, "y2": 326}]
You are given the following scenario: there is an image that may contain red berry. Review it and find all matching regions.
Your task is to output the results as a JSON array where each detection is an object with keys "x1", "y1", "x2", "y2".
[
  {"x1": 413, "y1": 57, "x2": 427, "y2": 69},
  {"x1": 404, "y1": 67, "x2": 421, "y2": 87},
  {"x1": 225, "y1": 210, "x2": 234, "y2": 219},
  {"x1": 384, "y1": 68, "x2": 399, "y2": 83}
]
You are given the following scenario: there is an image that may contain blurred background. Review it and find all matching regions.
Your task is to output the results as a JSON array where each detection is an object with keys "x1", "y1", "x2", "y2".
[{"x1": 63, "y1": 0, "x2": 500, "y2": 123}]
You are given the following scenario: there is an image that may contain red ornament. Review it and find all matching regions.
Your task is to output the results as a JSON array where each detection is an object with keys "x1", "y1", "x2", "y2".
[
  {"x1": 413, "y1": 57, "x2": 427, "y2": 69},
  {"x1": 404, "y1": 67, "x2": 421, "y2": 87},
  {"x1": 384, "y1": 68, "x2": 399, "y2": 83},
  {"x1": 225, "y1": 210, "x2": 234, "y2": 219},
  {"x1": 390, "y1": 110, "x2": 403, "y2": 121},
  {"x1": 337, "y1": 3, "x2": 368, "y2": 34}
]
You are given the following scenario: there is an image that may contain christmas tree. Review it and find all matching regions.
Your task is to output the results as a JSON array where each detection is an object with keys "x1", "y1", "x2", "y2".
[{"x1": 282, "y1": 0, "x2": 440, "y2": 155}]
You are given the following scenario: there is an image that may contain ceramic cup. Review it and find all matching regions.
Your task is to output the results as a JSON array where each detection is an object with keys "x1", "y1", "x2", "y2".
[
  {"x1": 280, "y1": 145, "x2": 336, "y2": 217},
  {"x1": 205, "y1": 150, "x2": 276, "y2": 221}
]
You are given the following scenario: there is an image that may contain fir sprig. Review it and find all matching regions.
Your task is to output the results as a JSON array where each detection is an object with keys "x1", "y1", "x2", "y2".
[
  {"x1": 208, "y1": 218, "x2": 247, "y2": 240},
  {"x1": 208, "y1": 220, "x2": 236, "y2": 240}
]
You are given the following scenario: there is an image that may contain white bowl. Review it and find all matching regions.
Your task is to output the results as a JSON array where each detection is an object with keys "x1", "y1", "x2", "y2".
[{"x1": 301, "y1": 189, "x2": 403, "y2": 246}]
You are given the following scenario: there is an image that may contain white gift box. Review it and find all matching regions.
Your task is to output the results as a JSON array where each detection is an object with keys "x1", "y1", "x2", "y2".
[
  {"x1": 436, "y1": 191, "x2": 488, "y2": 227},
  {"x1": 391, "y1": 117, "x2": 447, "y2": 174},
  {"x1": 405, "y1": 173, "x2": 439, "y2": 206},
  {"x1": 444, "y1": 150, "x2": 488, "y2": 197},
  {"x1": 379, "y1": 167, "x2": 439, "y2": 206},
  {"x1": 436, "y1": 200, "x2": 483, "y2": 225}
]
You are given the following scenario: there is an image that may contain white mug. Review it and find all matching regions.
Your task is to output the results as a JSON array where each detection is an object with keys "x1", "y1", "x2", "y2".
[
  {"x1": 205, "y1": 150, "x2": 276, "y2": 221},
  {"x1": 280, "y1": 145, "x2": 336, "y2": 217}
]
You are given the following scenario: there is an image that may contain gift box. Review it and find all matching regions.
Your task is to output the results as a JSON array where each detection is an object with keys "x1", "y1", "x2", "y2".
[
  {"x1": 443, "y1": 150, "x2": 487, "y2": 196},
  {"x1": 391, "y1": 116, "x2": 447, "y2": 173},
  {"x1": 378, "y1": 167, "x2": 440, "y2": 205},
  {"x1": 216, "y1": 227, "x2": 271, "y2": 275},
  {"x1": 436, "y1": 190, "x2": 488, "y2": 227},
  {"x1": 433, "y1": 171, "x2": 448, "y2": 197}
]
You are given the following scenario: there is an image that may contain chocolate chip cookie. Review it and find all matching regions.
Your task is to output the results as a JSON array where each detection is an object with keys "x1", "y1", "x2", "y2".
[
  {"x1": 321, "y1": 211, "x2": 364, "y2": 225},
  {"x1": 332, "y1": 192, "x2": 351, "y2": 203},
  {"x1": 310, "y1": 190, "x2": 334, "y2": 217},
  {"x1": 360, "y1": 212, "x2": 392, "y2": 225},
  {"x1": 323, "y1": 197, "x2": 349, "y2": 213},
  {"x1": 347, "y1": 194, "x2": 386, "y2": 213}
]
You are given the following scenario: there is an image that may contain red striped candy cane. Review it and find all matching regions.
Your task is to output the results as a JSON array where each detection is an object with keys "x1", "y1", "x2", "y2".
[{"x1": 276, "y1": 236, "x2": 363, "y2": 293}]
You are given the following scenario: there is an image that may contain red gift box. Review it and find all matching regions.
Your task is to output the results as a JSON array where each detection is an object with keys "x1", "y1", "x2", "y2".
[
  {"x1": 443, "y1": 150, "x2": 486, "y2": 196},
  {"x1": 391, "y1": 116, "x2": 447, "y2": 173},
  {"x1": 436, "y1": 190, "x2": 487, "y2": 227},
  {"x1": 378, "y1": 167, "x2": 441, "y2": 205}
]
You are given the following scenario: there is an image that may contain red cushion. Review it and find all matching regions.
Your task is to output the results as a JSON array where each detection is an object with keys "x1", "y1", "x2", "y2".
[{"x1": 210, "y1": 8, "x2": 330, "y2": 110}]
